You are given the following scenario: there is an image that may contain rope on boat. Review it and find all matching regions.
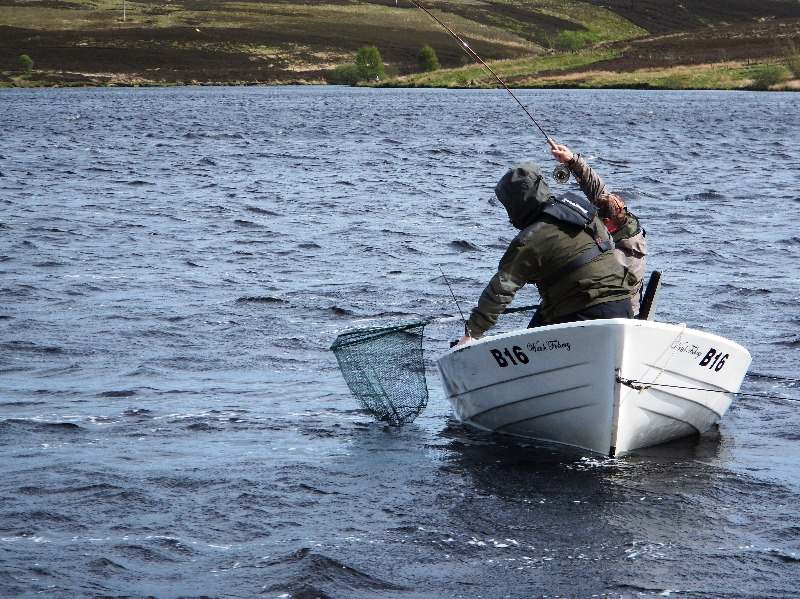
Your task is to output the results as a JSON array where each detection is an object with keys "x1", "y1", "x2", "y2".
[{"x1": 616, "y1": 376, "x2": 799, "y2": 403}]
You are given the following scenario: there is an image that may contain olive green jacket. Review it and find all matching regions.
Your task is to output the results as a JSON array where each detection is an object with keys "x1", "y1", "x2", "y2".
[{"x1": 466, "y1": 213, "x2": 635, "y2": 338}]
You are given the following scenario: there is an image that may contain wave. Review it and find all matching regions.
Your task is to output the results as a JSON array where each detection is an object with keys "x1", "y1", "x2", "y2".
[
  {"x1": 263, "y1": 548, "x2": 407, "y2": 596},
  {"x1": 775, "y1": 337, "x2": 800, "y2": 348},
  {"x1": 236, "y1": 296, "x2": 287, "y2": 304},
  {"x1": 233, "y1": 219, "x2": 265, "y2": 228},
  {"x1": 97, "y1": 389, "x2": 138, "y2": 398},
  {"x1": 690, "y1": 190, "x2": 725, "y2": 200},
  {"x1": 450, "y1": 239, "x2": 482, "y2": 252},
  {"x1": 19, "y1": 483, "x2": 122, "y2": 496},
  {"x1": 427, "y1": 147, "x2": 456, "y2": 155},
  {"x1": 123, "y1": 408, "x2": 154, "y2": 417},
  {"x1": 245, "y1": 205, "x2": 279, "y2": 216},
  {"x1": 33, "y1": 261, "x2": 66, "y2": 267},
  {"x1": 113, "y1": 544, "x2": 178, "y2": 563},
  {"x1": 0, "y1": 419, "x2": 82, "y2": 432},
  {"x1": 118, "y1": 179, "x2": 154, "y2": 186},
  {"x1": 1, "y1": 341, "x2": 63, "y2": 354},
  {"x1": 88, "y1": 558, "x2": 127, "y2": 574}
]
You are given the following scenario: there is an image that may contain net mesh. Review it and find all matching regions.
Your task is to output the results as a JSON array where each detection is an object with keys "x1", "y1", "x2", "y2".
[{"x1": 330, "y1": 321, "x2": 429, "y2": 426}]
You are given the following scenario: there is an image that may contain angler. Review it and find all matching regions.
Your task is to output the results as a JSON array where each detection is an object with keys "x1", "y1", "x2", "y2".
[{"x1": 457, "y1": 162, "x2": 637, "y2": 345}]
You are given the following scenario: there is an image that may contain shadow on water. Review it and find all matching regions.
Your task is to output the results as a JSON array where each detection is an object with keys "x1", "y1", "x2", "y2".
[
  {"x1": 427, "y1": 421, "x2": 775, "y2": 597},
  {"x1": 439, "y1": 419, "x2": 725, "y2": 490},
  {"x1": 418, "y1": 420, "x2": 799, "y2": 598},
  {"x1": 264, "y1": 416, "x2": 799, "y2": 598}
]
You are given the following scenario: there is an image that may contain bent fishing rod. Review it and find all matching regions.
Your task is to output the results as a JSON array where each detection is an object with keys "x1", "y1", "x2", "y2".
[{"x1": 404, "y1": 0, "x2": 572, "y2": 184}]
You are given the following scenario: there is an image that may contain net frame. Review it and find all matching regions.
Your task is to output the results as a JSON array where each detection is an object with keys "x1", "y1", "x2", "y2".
[{"x1": 331, "y1": 320, "x2": 430, "y2": 426}]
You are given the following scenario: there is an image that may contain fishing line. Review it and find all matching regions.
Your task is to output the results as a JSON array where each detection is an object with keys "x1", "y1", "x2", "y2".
[
  {"x1": 406, "y1": 0, "x2": 550, "y2": 143},
  {"x1": 404, "y1": 0, "x2": 572, "y2": 183},
  {"x1": 617, "y1": 376, "x2": 799, "y2": 403}
]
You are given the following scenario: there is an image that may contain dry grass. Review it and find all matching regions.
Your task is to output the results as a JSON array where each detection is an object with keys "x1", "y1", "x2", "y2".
[
  {"x1": 518, "y1": 61, "x2": 795, "y2": 90},
  {"x1": 386, "y1": 48, "x2": 620, "y2": 87}
]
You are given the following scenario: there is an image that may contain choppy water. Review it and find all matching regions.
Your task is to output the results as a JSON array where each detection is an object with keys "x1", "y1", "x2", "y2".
[{"x1": 1, "y1": 86, "x2": 799, "y2": 598}]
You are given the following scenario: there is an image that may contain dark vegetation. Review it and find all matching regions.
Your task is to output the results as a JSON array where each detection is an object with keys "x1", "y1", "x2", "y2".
[
  {"x1": 329, "y1": 45, "x2": 386, "y2": 84},
  {"x1": 18, "y1": 52, "x2": 33, "y2": 72},
  {"x1": 583, "y1": 19, "x2": 800, "y2": 73},
  {"x1": 417, "y1": 44, "x2": 439, "y2": 73},
  {"x1": 585, "y1": 0, "x2": 800, "y2": 34},
  {"x1": 751, "y1": 64, "x2": 791, "y2": 89}
]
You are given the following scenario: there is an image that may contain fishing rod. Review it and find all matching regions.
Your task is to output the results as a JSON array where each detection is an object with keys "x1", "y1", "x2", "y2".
[
  {"x1": 404, "y1": 0, "x2": 572, "y2": 184},
  {"x1": 438, "y1": 265, "x2": 466, "y2": 326}
]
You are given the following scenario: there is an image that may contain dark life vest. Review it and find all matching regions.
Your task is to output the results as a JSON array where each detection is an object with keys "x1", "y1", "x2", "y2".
[
  {"x1": 538, "y1": 191, "x2": 615, "y2": 287},
  {"x1": 494, "y1": 165, "x2": 615, "y2": 285}
]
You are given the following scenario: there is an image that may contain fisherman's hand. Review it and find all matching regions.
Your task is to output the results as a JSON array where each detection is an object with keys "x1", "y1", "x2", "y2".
[
  {"x1": 454, "y1": 335, "x2": 474, "y2": 348},
  {"x1": 551, "y1": 144, "x2": 575, "y2": 164}
]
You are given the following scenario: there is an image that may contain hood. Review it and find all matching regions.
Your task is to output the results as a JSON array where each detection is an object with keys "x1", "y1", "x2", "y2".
[{"x1": 494, "y1": 163, "x2": 554, "y2": 230}]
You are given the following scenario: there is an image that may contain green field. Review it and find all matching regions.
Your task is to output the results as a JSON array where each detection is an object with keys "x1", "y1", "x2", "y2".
[
  {"x1": 385, "y1": 48, "x2": 623, "y2": 87},
  {"x1": 528, "y1": 62, "x2": 798, "y2": 91},
  {"x1": 382, "y1": 55, "x2": 800, "y2": 91}
]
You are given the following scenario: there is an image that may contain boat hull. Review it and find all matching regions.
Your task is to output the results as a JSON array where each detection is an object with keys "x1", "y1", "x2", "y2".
[{"x1": 437, "y1": 319, "x2": 751, "y2": 455}]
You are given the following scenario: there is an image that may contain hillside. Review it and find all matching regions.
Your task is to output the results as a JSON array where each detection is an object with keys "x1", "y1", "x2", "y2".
[{"x1": 1, "y1": 0, "x2": 799, "y2": 88}]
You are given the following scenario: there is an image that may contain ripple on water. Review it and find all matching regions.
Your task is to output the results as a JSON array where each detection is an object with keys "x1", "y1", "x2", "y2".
[
  {"x1": 263, "y1": 548, "x2": 408, "y2": 597},
  {"x1": 0, "y1": 87, "x2": 799, "y2": 598}
]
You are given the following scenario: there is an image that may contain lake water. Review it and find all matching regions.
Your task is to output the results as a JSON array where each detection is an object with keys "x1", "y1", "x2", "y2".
[{"x1": 1, "y1": 86, "x2": 799, "y2": 598}]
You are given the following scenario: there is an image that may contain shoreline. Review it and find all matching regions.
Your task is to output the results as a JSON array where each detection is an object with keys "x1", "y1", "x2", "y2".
[
  {"x1": 4, "y1": 58, "x2": 798, "y2": 92},
  {"x1": 2, "y1": 78, "x2": 798, "y2": 92}
]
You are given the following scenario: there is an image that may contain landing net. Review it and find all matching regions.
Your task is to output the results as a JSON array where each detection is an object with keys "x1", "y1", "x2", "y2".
[
  {"x1": 331, "y1": 305, "x2": 536, "y2": 426},
  {"x1": 330, "y1": 320, "x2": 429, "y2": 426}
]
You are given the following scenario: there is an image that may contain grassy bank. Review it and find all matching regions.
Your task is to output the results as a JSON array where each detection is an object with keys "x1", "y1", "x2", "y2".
[
  {"x1": 528, "y1": 62, "x2": 799, "y2": 91},
  {"x1": 383, "y1": 48, "x2": 622, "y2": 88},
  {"x1": 380, "y1": 54, "x2": 800, "y2": 91}
]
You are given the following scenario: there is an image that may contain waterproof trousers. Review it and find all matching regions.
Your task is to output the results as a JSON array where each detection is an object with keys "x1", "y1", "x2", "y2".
[{"x1": 528, "y1": 298, "x2": 633, "y2": 329}]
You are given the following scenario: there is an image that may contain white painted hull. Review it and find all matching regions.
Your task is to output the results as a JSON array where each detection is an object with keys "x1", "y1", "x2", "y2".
[{"x1": 436, "y1": 319, "x2": 751, "y2": 456}]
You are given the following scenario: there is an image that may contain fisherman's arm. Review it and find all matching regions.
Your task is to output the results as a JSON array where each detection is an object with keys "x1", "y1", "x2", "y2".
[
  {"x1": 551, "y1": 144, "x2": 609, "y2": 204},
  {"x1": 456, "y1": 239, "x2": 533, "y2": 346}
]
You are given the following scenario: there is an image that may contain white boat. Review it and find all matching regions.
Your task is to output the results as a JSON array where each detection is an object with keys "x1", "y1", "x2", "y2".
[{"x1": 437, "y1": 319, "x2": 751, "y2": 456}]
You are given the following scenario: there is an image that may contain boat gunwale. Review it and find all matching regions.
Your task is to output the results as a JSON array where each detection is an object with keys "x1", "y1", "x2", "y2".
[{"x1": 439, "y1": 318, "x2": 751, "y2": 362}]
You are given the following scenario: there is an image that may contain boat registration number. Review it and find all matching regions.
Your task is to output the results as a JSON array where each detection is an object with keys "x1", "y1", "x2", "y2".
[
  {"x1": 489, "y1": 346, "x2": 528, "y2": 368},
  {"x1": 699, "y1": 348, "x2": 729, "y2": 372}
]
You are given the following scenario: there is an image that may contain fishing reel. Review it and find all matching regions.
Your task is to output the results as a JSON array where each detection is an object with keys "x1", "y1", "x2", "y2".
[{"x1": 552, "y1": 164, "x2": 571, "y2": 185}]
